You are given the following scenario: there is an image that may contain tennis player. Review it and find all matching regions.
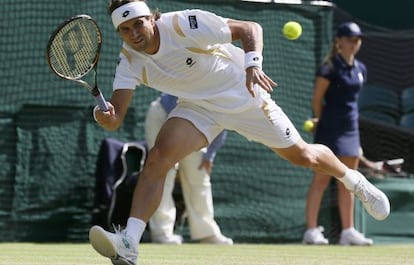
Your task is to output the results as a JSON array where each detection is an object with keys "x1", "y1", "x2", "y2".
[{"x1": 89, "y1": 1, "x2": 390, "y2": 264}]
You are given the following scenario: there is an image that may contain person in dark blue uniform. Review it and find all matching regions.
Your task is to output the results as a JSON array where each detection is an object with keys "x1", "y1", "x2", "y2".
[{"x1": 303, "y1": 22, "x2": 373, "y2": 245}]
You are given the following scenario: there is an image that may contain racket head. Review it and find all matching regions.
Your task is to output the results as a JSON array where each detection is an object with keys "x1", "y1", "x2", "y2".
[{"x1": 46, "y1": 14, "x2": 102, "y2": 81}]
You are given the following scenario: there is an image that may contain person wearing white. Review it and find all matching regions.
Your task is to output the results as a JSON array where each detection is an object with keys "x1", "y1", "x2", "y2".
[
  {"x1": 89, "y1": 1, "x2": 390, "y2": 264},
  {"x1": 146, "y1": 93, "x2": 232, "y2": 244}
]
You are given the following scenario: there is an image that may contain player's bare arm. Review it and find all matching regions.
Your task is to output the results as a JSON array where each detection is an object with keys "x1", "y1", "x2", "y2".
[
  {"x1": 228, "y1": 19, "x2": 277, "y2": 97},
  {"x1": 94, "y1": 89, "x2": 134, "y2": 131}
]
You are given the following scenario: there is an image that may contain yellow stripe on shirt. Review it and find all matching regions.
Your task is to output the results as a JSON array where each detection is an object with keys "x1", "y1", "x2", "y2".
[
  {"x1": 186, "y1": 47, "x2": 231, "y2": 59},
  {"x1": 173, "y1": 14, "x2": 186, "y2": 37}
]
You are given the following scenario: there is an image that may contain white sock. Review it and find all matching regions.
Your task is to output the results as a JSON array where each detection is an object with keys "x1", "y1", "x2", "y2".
[
  {"x1": 338, "y1": 168, "x2": 360, "y2": 190},
  {"x1": 342, "y1": 227, "x2": 355, "y2": 234},
  {"x1": 126, "y1": 217, "x2": 146, "y2": 246}
]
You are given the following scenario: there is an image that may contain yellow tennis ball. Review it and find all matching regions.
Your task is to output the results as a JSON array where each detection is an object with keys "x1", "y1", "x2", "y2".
[
  {"x1": 283, "y1": 21, "x2": 302, "y2": 40},
  {"x1": 303, "y1": 120, "x2": 314, "y2": 132}
]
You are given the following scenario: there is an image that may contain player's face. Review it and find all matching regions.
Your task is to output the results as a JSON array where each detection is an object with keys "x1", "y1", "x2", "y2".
[{"x1": 118, "y1": 16, "x2": 159, "y2": 54}]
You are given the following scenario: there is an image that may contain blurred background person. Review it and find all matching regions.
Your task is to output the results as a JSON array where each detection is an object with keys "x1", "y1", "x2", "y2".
[
  {"x1": 145, "y1": 93, "x2": 233, "y2": 245},
  {"x1": 302, "y1": 22, "x2": 373, "y2": 246}
]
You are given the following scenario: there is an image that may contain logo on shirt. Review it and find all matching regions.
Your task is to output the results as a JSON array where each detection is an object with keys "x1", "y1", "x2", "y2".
[
  {"x1": 285, "y1": 128, "x2": 291, "y2": 137},
  {"x1": 188, "y1": 15, "x2": 198, "y2": 29},
  {"x1": 186, "y1": 57, "x2": 196, "y2": 67},
  {"x1": 122, "y1": 10, "x2": 130, "y2": 17},
  {"x1": 357, "y1": 72, "x2": 364, "y2": 83}
]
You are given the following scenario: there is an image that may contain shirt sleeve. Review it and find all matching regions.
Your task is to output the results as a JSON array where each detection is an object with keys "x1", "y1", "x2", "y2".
[
  {"x1": 112, "y1": 46, "x2": 140, "y2": 90},
  {"x1": 203, "y1": 130, "x2": 228, "y2": 162},
  {"x1": 316, "y1": 62, "x2": 335, "y2": 81}
]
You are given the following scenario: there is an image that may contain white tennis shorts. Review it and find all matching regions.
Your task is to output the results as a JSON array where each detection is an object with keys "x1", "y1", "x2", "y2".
[{"x1": 169, "y1": 94, "x2": 301, "y2": 149}]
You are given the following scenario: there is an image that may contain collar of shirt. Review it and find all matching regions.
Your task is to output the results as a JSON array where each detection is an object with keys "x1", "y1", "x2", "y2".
[{"x1": 335, "y1": 54, "x2": 358, "y2": 70}]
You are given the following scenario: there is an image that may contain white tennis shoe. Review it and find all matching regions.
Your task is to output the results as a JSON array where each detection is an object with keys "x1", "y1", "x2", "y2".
[
  {"x1": 339, "y1": 228, "x2": 373, "y2": 246},
  {"x1": 89, "y1": 225, "x2": 137, "y2": 265},
  {"x1": 302, "y1": 226, "x2": 329, "y2": 245},
  {"x1": 350, "y1": 170, "x2": 390, "y2": 221}
]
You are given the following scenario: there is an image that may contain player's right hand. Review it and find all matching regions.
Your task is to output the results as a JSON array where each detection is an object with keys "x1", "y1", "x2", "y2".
[{"x1": 93, "y1": 102, "x2": 117, "y2": 130}]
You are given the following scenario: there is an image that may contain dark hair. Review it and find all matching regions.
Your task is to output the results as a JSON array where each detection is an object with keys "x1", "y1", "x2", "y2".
[{"x1": 107, "y1": 0, "x2": 161, "y2": 20}]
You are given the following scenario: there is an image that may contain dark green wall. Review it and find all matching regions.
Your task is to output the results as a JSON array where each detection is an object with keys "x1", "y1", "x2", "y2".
[{"x1": 332, "y1": 0, "x2": 414, "y2": 29}]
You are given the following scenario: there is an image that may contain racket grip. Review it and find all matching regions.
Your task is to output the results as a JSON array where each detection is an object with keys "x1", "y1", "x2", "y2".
[{"x1": 95, "y1": 93, "x2": 109, "y2": 112}]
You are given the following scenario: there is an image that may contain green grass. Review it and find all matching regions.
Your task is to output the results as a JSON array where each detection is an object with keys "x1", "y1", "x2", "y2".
[{"x1": 0, "y1": 243, "x2": 413, "y2": 265}]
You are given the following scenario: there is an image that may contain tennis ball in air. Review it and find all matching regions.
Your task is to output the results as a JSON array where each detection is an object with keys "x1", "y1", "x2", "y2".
[
  {"x1": 303, "y1": 120, "x2": 314, "y2": 132},
  {"x1": 283, "y1": 21, "x2": 302, "y2": 40}
]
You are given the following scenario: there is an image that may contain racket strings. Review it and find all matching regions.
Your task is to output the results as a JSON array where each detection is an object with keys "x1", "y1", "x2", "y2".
[{"x1": 49, "y1": 19, "x2": 100, "y2": 79}]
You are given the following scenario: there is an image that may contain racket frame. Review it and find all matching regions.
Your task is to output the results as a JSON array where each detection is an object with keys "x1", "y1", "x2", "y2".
[{"x1": 46, "y1": 14, "x2": 108, "y2": 111}]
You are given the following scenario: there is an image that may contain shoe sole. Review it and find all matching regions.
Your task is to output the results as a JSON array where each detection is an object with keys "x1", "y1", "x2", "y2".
[
  {"x1": 89, "y1": 226, "x2": 117, "y2": 258},
  {"x1": 302, "y1": 240, "x2": 329, "y2": 245},
  {"x1": 199, "y1": 239, "x2": 234, "y2": 245},
  {"x1": 339, "y1": 240, "x2": 373, "y2": 246},
  {"x1": 111, "y1": 258, "x2": 134, "y2": 265},
  {"x1": 339, "y1": 242, "x2": 373, "y2": 246}
]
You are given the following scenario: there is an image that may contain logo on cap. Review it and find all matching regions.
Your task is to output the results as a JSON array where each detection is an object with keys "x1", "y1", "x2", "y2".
[
  {"x1": 348, "y1": 23, "x2": 360, "y2": 33},
  {"x1": 122, "y1": 10, "x2": 130, "y2": 17}
]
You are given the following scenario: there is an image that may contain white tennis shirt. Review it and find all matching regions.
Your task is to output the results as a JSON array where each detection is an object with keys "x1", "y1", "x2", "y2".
[{"x1": 113, "y1": 9, "x2": 265, "y2": 113}]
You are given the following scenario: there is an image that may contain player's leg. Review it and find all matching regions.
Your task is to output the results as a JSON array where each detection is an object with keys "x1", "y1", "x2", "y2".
[
  {"x1": 273, "y1": 139, "x2": 390, "y2": 221},
  {"x1": 89, "y1": 117, "x2": 208, "y2": 265},
  {"x1": 149, "y1": 167, "x2": 183, "y2": 244},
  {"x1": 144, "y1": 99, "x2": 182, "y2": 244},
  {"x1": 178, "y1": 150, "x2": 233, "y2": 244},
  {"x1": 131, "y1": 117, "x2": 208, "y2": 221},
  {"x1": 303, "y1": 172, "x2": 331, "y2": 244},
  {"x1": 274, "y1": 140, "x2": 346, "y2": 177},
  {"x1": 224, "y1": 97, "x2": 389, "y2": 222}
]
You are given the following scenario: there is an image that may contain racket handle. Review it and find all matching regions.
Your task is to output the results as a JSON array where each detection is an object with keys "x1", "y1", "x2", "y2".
[{"x1": 95, "y1": 92, "x2": 109, "y2": 112}]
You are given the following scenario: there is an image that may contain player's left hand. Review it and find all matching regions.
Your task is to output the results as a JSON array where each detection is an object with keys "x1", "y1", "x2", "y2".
[{"x1": 246, "y1": 67, "x2": 277, "y2": 97}]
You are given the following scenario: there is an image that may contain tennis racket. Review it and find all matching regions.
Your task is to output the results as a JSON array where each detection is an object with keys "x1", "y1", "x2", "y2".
[{"x1": 46, "y1": 14, "x2": 109, "y2": 111}]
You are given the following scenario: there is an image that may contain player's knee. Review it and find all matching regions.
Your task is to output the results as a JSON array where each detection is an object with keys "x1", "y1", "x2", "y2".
[
  {"x1": 301, "y1": 143, "x2": 333, "y2": 169},
  {"x1": 145, "y1": 146, "x2": 177, "y2": 177}
]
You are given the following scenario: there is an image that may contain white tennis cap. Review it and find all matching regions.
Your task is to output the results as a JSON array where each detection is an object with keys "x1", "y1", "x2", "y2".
[{"x1": 111, "y1": 1, "x2": 151, "y2": 29}]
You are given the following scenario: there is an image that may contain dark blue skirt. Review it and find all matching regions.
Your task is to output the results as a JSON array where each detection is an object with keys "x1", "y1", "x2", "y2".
[{"x1": 314, "y1": 118, "x2": 360, "y2": 157}]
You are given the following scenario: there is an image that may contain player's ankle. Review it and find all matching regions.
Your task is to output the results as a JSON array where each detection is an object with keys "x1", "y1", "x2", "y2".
[{"x1": 338, "y1": 168, "x2": 359, "y2": 190}]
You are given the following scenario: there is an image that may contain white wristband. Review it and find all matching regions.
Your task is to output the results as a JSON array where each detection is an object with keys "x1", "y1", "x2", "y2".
[
  {"x1": 245, "y1": 51, "x2": 263, "y2": 69},
  {"x1": 92, "y1": 105, "x2": 100, "y2": 122}
]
